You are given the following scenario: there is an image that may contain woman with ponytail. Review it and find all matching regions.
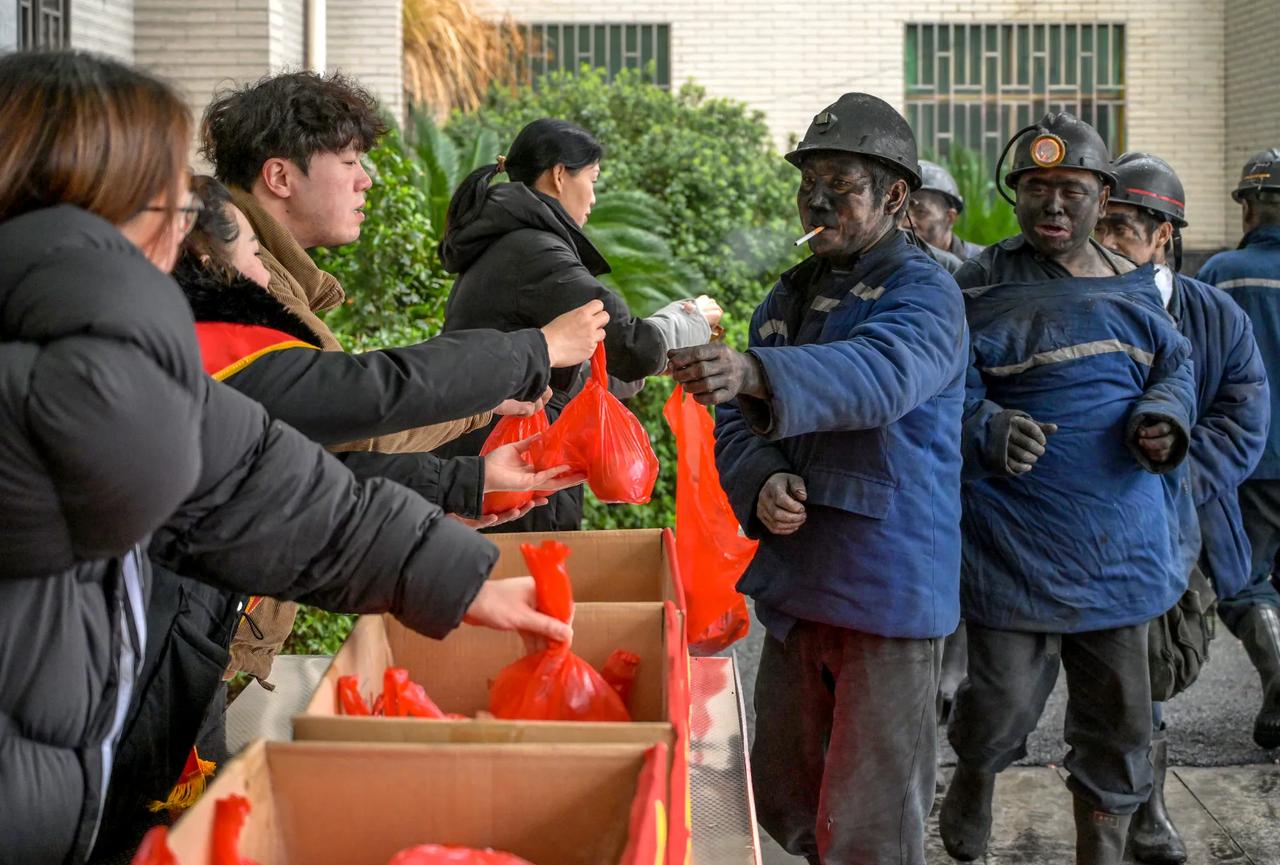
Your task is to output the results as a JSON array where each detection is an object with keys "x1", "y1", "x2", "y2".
[{"x1": 440, "y1": 118, "x2": 721, "y2": 532}]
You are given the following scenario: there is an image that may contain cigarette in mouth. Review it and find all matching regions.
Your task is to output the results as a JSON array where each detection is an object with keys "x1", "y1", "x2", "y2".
[{"x1": 795, "y1": 225, "x2": 826, "y2": 246}]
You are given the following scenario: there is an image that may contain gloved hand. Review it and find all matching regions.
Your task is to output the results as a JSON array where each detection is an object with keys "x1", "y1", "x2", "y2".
[
  {"x1": 997, "y1": 413, "x2": 1058, "y2": 475},
  {"x1": 757, "y1": 472, "x2": 807, "y2": 535},
  {"x1": 668, "y1": 343, "x2": 767, "y2": 405},
  {"x1": 1135, "y1": 419, "x2": 1177, "y2": 465}
]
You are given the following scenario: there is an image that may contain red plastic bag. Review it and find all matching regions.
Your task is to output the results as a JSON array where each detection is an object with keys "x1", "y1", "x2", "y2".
[
  {"x1": 337, "y1": 674, "x2": 371, "y2": 715},
  {"x1": 531, "y1": 344, "x2": 658, "y2": 504},
  {"x1": 489, "y1": 540, "x2": 631, "y2": 722},
  {"x1": 663, "y1": 386, "x2": 756, "y2": 655},
  {"x1": 388, "y1": 845, "x2": 535, "y2": 865},
  {"x1": 212, "y1": 794, "x2": 260, "y2": 865},
  {"x1": 383, "y1": 667, "x2": 463, "y2": 719},
  {"x1": 478, "y1": 411, "x2": 550, "y2": 515},
  {"x1": 129, "y1": 827, "x2": 176, "y2": 865},
  {"x1": 601, "y1": 650, "x2": 641, "y2": 704}
]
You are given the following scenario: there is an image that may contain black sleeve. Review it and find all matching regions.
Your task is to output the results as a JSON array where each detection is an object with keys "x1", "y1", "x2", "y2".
[
  {"x1": 150, "y1": 380, "x2": 496, "y2": 639},
  {"x1": 223, "y1": 328, "x2": 550, "y2": 447},
  {"x1": 336, "y1": 450, "x2": 485, "y2": 519},
  {"x1": 516, "y1": 234, "x2": 668, "y2": 382}
]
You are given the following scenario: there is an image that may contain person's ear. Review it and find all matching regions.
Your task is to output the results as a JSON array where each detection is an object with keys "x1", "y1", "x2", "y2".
[
  {"x1": 259, "y1": 158, "x2": 295, "y2": 200},
  {"x1": 1156, "y1": 221, "x2": 1175, "y2": 250},
  {"x1": 1097, "y1": 184, "x2": 1111, "y2": 215},
  {"x1": 886, "y1": 179, "x2": 910, "y2": 218}
]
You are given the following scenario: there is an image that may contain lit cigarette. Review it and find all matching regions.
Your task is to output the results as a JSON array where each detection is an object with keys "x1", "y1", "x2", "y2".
[{"x1": 794, "y1": 225, "x2": 825, "y2": 246}]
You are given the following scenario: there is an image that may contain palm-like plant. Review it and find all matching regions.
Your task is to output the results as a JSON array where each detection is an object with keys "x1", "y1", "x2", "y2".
[{"x1": 406, "y1": 109, "x2": 686, "y2": 316}]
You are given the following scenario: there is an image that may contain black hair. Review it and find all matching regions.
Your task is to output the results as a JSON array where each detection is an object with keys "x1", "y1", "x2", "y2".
[
  {"x1": 183, "y1": 175, "x2": 241, "y2": 283},
  {"x1": 1244, "y1": 189, "x2": 1280, "y2": 226},
  {"x1": 441, "y1": 118, "x2": 603, "y2": 250},
  {"x1": 1131, "y1": 206, "x2": 1166, "y2": 239},
  {"x1": 201, "y1": 71, "x2": 388, "y2": 190}
]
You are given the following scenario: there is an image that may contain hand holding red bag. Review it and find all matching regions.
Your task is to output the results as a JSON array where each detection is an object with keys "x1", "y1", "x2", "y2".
[
  {"x1": 489, "y1": 540, "x2": 630, "y2": 722},
  {"x1": 663, "y1": 385, "x2": 756, "y2": 655},
  {"x1": 531, "y1": 344, "x2": 658, "y2": 504},
  {"x1": 478, "y1": 412, "x2": 550, "y2": 515}
]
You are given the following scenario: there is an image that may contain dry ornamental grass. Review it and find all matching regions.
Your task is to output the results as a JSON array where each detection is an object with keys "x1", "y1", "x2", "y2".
[{"x1": 403, "y1": 0, "x2": 529, "y2": 118}]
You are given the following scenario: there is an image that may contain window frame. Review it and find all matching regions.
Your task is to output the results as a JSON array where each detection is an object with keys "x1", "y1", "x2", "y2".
[{"x1": 18, "y1": 0, "x2": 72, "y2": 50}]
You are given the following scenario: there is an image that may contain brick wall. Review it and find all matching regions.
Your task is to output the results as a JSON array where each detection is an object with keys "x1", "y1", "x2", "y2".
[
  {"x1": 327, "y1": 0, "x2": 404, "y2": 124},
  {"x1": 70, "y1": 0, "x2": 135, "y2": 61},
  {"x1": 481, "y1": 0, "x2": 1235, "y2": 247},
  {"x1": 1225, "y1": 0, "x2": 1280, "y2": 240}
]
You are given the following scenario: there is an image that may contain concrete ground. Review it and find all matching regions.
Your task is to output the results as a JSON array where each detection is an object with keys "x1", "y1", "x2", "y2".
[{"x1": 730, "y1": 605, "x2": 1280, "y2": 864}]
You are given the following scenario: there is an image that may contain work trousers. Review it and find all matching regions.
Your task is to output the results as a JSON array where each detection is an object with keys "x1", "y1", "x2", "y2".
[
  {"x1": 1222, "y1": 480, "x2": 1280, "y2": 633},
  {"x1": 948, "y1": 622, "x2": 1153, "y2": 814},
  {"x1": 752, "y1": 620, "x2": 942, "y2": 865}
]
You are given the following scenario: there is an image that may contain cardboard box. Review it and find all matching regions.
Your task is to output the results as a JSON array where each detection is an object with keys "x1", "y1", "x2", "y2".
[
  {"x1": 486, "y1": 528, "x2": 685, "y2": 609},
  {"x1": 294, "y1": 602, "x2": 691, "y2": 865},
  {"x1": 165, "y1": 740, "x2": 668, "y2": 865}
]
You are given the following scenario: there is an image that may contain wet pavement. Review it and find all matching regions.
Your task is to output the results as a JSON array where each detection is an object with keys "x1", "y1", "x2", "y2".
[{"x1": 731, "y1": 605, "x2": 1280, "y2": 864}]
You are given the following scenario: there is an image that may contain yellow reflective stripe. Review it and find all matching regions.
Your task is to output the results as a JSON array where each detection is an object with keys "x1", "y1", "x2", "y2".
[{"x1": 211, "y1": 340, "x2": 317, "y2": 381}]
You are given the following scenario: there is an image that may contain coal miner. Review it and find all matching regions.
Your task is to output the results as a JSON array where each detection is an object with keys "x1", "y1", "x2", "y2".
[
  {"x1": 942, "y1": 114, "x2": 1198, "y2": 865},
  {"x1": 668, "y1": 92, "x2": 968, "y2": 865},
  {"x1": 1095, "y1": 152, "x2": 1269, "y2": 865},
  {"x1": 908, "y1": 159, "x2": 985, "y2": 260},
  {"x1": 1196, "y1": 148, "x2": 1280, "y2": 754}
]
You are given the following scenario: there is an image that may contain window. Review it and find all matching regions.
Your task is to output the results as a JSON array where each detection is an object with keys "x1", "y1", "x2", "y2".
[
  {"x1": 520, "y1": 23, "x2": 670, "y2": 88},
  {"x1": 905, "y1": 23, "x2": 1125, "y2": 170},
  {"x1": 19, "y1": 0, "x2": 70, "y2": 49}
]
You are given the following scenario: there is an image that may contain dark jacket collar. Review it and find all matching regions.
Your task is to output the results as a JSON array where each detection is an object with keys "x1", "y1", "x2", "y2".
[
  {"x1": 171, "y1": 255, "x2": 325, "y2": 346},
  {"x1": 439, "y1": 182, "x2": 610, "y2": 276},
  {"x1": 778, "y1": 228, "x2": 908, "y2": 295},
  {"x1": 1240, "y1": 223, "x2": 1280, "y2": 249}
]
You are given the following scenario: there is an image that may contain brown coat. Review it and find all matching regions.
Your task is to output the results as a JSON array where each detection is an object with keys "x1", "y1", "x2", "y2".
[{"x1": 226, "y1": 188, "x2": 491, "y2": 682}]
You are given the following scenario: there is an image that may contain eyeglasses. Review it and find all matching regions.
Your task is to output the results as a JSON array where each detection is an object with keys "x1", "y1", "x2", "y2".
[{"x1": 144, "y1": 193, "x2": 204, "y2": 236}]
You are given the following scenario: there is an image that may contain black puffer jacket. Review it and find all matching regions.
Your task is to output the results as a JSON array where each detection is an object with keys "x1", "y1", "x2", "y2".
[
  {"x1": 0, "y1": 208, "x2": 498, "y2": 865},
  {"x1": 440, "y1": 184, "x2": 684, "y2": 531}
]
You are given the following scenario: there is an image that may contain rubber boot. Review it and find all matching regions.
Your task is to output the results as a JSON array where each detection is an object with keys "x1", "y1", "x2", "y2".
[
  {"x1": 1127, "y1": 728, "x2": 1187, "y2": 864},
  {"x1": 938, "y1": 762, "x2": 995, "y2": 862},
  {"x1": 1073, "y1": 796, "x2": 1131, "y2": 865},
  {"x1": 1236, "y1": 605, "x2": 1280, "y2": 749}
]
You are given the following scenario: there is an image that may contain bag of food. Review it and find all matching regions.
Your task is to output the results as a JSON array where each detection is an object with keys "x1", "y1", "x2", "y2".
[
  {"x1": 532, "y1": 344, "x2": 658, "y2": 504},
  {"x1": 478, "y1": 411, "x2": 551, "y2": 515},
  {"x1": 663, "y1": 386, "x2": 755, "y2": 654},
  {"x1": 489, "y1": 540, "x2": 630, "y2": 722}
]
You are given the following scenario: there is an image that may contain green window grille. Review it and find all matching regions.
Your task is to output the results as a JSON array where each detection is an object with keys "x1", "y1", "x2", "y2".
[
  {"x1": 520, "y1": 23, "x2": 670, "y2": 88},
  {"x1": 905, "y1": 23, "x2": 1125, "y2": 170},
  {"x1": 19, "y1": 0, "x2": 70, "y2": 49}
]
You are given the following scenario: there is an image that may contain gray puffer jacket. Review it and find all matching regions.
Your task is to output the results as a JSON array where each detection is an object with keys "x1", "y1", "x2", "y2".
[{"x1": 0, "y1": 207, "x2": 497, "y2": 865}]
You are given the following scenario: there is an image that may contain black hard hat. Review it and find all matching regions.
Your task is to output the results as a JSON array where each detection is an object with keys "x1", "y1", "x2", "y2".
[
  {"x1": 1110, "y1": 152, "x2": 1187, "y2": 227},
  {"x1": 1001, "y1": 112, "x2": 1118, "y2": 193},
  {"x1": 918, "y1": 160, "x2": 964, "y2": 212},
  {"x1": 1232, "y1": 148, "x2": 1280, "y2": 202},
  {"x1": 785, "y1": 93, "x2": 922, "y2": 189}
]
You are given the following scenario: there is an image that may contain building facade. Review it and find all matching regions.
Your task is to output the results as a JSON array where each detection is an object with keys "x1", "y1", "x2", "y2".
[
  {"x1": 2, "y1": 0, "x2": 404, "y2": 144},
  {"x1": 480, "y1": 0, "x2": 1280, "y2": 251}
]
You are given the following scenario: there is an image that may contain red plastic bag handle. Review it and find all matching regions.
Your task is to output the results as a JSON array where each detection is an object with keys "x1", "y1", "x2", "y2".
[{"x1": 590, "y1": 342, "x2": 608, "y2": 388}]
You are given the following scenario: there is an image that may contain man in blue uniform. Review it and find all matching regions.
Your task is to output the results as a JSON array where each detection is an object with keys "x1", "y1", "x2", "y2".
[
  {"x1": 1096, "y1": 152, "x2": 1269, "y2": 865},
  {"x1": 667, "y1": 93, "x2": 967, "y2": 865},
  {"x1": 942, "y1": 114, "x2": 1197, "y2": 865},
  {"x1": 1197, "y1": 148, "x2": 1280, "y2": 752}
]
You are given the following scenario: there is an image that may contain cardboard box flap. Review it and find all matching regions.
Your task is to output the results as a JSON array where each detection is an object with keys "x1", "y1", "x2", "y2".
[
  {"x1": 166, "y1": 741, "x2": 664, "y2": 865},
  {"x1": 486, "y1": 529, "x2": 684, "y2": 607}
]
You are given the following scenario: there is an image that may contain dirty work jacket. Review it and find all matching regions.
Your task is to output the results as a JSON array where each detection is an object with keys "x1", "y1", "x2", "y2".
[
  {"x1": 1169, "y1": 272, "x2": 1269, "y2": 600},
  {"x1": 715, "y1": 231, "x2": 968, "y2": 641},
  {"x1": 959, "y1": 262, "x2": 1197, "y2": 633},
  {"x1": 1197, "y1": 224, "x2": 1280, "y2": 480}
]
